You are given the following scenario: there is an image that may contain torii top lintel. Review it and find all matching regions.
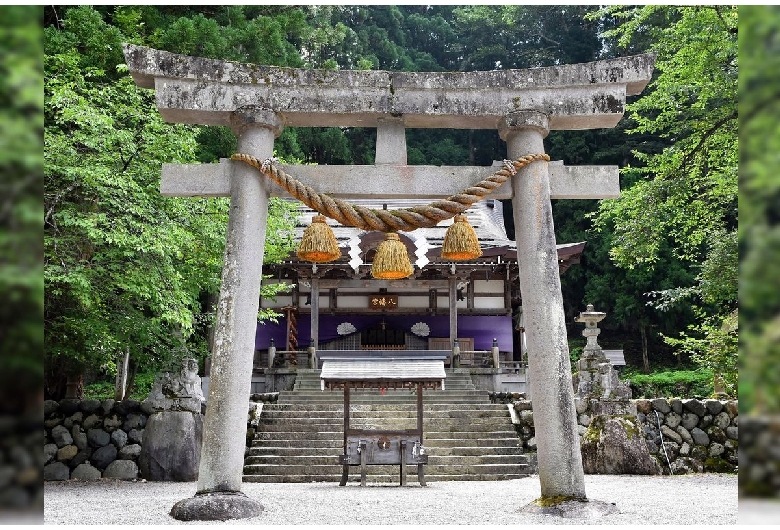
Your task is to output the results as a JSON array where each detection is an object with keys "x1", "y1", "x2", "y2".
[{"x1": 123, "y1": 44, "x2": 655, "y2": 131}]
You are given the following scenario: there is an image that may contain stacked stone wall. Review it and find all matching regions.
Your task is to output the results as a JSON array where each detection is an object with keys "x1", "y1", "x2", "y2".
[
  {"x1": 43, "y1": 398, "x2": 147, "y2": 481},
  {"x1": 739, "y1": 415, "x2": 780, "y2": 497},
  {"x1": 507, "y1": 396, "x2": 738, "y2": 475}
]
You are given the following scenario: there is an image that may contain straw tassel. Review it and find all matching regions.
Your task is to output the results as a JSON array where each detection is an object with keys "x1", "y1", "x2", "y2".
[
  {"x1": 371, "y1": 232, "x2": 415, "y2": 279},
  {"x1": 296, "y1": 215, "x2": 341, "y2": 263},
  {"x1": 441, "y1": 214, "x2": 483, "y2": 261}
]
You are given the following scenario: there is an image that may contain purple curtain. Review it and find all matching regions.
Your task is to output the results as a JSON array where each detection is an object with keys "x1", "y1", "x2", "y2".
[{"x1": 255, "y1": 313, "x2": 513, "y2": 353}]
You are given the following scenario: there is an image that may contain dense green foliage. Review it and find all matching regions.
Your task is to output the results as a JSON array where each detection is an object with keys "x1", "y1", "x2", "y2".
[
  {"x1": 0, "y1": 6, "x2": 43, "y2": 414},
  {"x1": 43, "y1": 5, "x2": 740, "y2": 397},
  {"x1": 621, "y1": 368, "x2": 714, "y2": 400},
  {"x1": 739, "y1": 6, "x2": 780, "y2": 414},
  {"x1": 588, "y1": 6, "x2": 737, "y2": 392}
]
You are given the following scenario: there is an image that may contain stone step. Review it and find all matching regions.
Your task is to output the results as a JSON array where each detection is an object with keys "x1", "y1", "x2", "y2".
[
  {"x1": 245, "y1": 454, "x2": 526, "y2": 466},
  {"x1": 257, "y1": 419, "x2": 511, "y2": 431},
  {"x1": 277, "y1": 397, "x2": 490, "y2": 405},
  {"x1": 258, "y1": 409, "x2": 511, "y2": 419},
  {"x1": 243, "y1": 473, "x2": 527, "y2": 483},
  {"x1": 252, "y1": 432, "x2": 520, "y2": 445},
  {"x1": 243, "y1": 463, "x2": 528, "y2": 476},
  {"x1": 263, "y1": 403, "x2": 509, "y2": 417},
  {"x1": 248, "y1": 445, "x2": 525, "y2": 457}
]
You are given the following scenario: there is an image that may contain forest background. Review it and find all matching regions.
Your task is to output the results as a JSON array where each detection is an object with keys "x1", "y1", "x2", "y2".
[{"x1": 24, "y1": 5, "x2": 771, "y2": 412}]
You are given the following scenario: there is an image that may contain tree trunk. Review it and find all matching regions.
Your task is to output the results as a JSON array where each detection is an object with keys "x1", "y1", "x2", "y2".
[
  {"x1": 65, "y1": 373, "x2": 84, "y2": 399},
  {"x1": 641, "y1": 325, "x2": 650, "y2": 373},
  {"x1": 124, "y1": 361, "x2": 139, "y2": 401}
]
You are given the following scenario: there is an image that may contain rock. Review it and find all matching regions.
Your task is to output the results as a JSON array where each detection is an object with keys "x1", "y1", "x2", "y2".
[
  {"x1": 580, "y1": 415, "x2": 661, "y2": 475},
  {"x1": 691, "y1": 427, "x2": 710, "y2": 446},
  {"x1": 44, "y1": 400, "x2": 59, "y2": 417},
  {"x1": 170, "y1": 492, "x2": 263, "y2": 522},
  {"x1": 103, "y1": 415, "x2": 122, "y2": 433},
  {"x1": 59, "y1": 398, "x2": 81, "y2": 416},
  {"x1": 700, "y1": 414, "x2": 713, "y2": 429},
  {"x1": 707, "y1": 426, "x2": 727, "y2": 444},
  {"x1": 634, "y1": 399, "x2": 652, "y2": 414},
  {"x1": 526, "y1": 437, "x2": 536, "y2": 450},
  {"x1": 44, "y1": 416, "x2": 62, "y2": 429},
  {"x1": 103, "y1": 460, "x2": 138, "y2": 480},
  {"x1": 518, "y1": 410, "x2": 534, "y2": 426},
  {"x1": 704, "y1": 399, "x2": 723, "y2": 415},
  {"x1": 87, "y1": 428, "x2": 110, "y2": 448},
  {"x1": 63, "y1": 412, "x2": 82, "y2": 429},
  {"x1": 118, "y1": 444, "x2": 142, "y2": 460},
  {"x1": 123, "y1": 413, "x2": 145, "y2": 431},
  {"x1": 139, "y1": 411, "x2": 203, "y2": 481},
  {"x1": 71, "y1": 463, "x2": 102, "y2": 480},
  {"x1": 113, "y1": 400, "x2": 140, "y2": 416},
  {"x1": 676, "y1": 426, "x2": 693, "y2": 445},
  {"x1": 709, "y1": 443, "x2": 725, "y2": 457},
  {"x1": 142, "y1": 360, "x2": 205, "y2": 414},
  {"x1": 577, "y1": 425, "x2": 587, "y2": 436},
  {"x1": 578, "y1": 414, "x2": 591, "y2": 427},
  {"x1": 691, "y1": 445, "x2": 708, "y2": 461},
  {"x1": 51, "y1": 425, "x2": 73, "y2": 448},
  {"x1": 111, "y1": 429, "x2": 128, "y2": 449},
  {"x1": 128, "y1": 428, "x2": 144, "y2": 445},
  {"x1": 714, "y1": 411, "x2": 731, "y2": 430},
  {"x1": 79, "y1": 399, "x2": 102, "y2": 414},
  {"x1": 664, "y1": 412, "x2": 681, "y2": 429},
  {"x1": 726, "y1": 426, "x2": 738, "y2": 440},
  {"x1": 651, "y1": 398, "x2": 671, "y2": 414},
  {"x1": 91, "y1": 444, "x2": 118, "y2": 470},
  {"x1": 514, "y1": 400, "x2": 533, "y2": 412},
  {"x1": 44, "y1": 462, "x2": 70, "y2": 481},
  {"x1": 101, "y1": 399, "x2": 115, "y2": 415},
  {"x1": 724, "y1": 400, "x2": 738, "y2": 418},
  {"x1": 56, "y1": 445, "x2": 78, "y2": 462},
  {"x1": 681, "y1": 412, "x2": 699, "y2": 431},
  {"x1": 70, "y1": 449, "x2": 92, "y2": 469},
  {"x1": 679, "y1": 442, "x2": 691, "y2": 456},
  {"x1": 72, "y1": 428, "x2": 88, "y2": 451},
  {"x1": 682, "y1": 399, "x2": 707, "y2": 417},
  {"x1": 669, "y1": 399, "x2": 683, "y2": 414},
  {"x1": 44, "y1": 443, "x2": 59, "y2": 462},
  {"x1": 671, "y1": 457, "x2": 703, "y2": 475},
  {"x1": 574, "y1": 398, "x2": 588, "y2": 415},
  {"x1": 82, "y1": 414, "x2": 101, "y2": 430},
  {"x1": 660, "y1": 425, "x2": 682, "y2": 444}
]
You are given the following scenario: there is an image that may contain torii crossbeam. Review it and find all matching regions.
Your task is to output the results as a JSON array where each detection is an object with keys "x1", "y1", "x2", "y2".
[{"x1": 122, "y1": 44, "x2": 654, "y2": 520}]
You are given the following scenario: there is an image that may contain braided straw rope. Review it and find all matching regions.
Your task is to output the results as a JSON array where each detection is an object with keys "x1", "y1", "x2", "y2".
[{"x1": 231, "y1": 153, "x2": 550, "y2": 233}]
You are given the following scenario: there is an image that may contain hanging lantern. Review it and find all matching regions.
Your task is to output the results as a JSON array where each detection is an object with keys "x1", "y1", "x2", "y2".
[
  {"x1": 371, "y1": 232, "x2": 414, "y2": 279},
  {"x1": 441, "y1": 214, "x2": 482, "y2": 261},
  {"x1": 296, "y1": 215, "x2": 341, "y2": 263}
]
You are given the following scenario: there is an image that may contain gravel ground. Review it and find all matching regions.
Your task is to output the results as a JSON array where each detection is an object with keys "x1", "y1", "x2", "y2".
[{"x1": 44, "y1": 474, "x2": 738, "y2": 526}]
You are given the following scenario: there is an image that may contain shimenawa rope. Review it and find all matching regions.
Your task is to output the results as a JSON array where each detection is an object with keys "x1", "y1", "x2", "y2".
[{"x1": 230, "y1": 153, "x2": 550, "y2": 233}]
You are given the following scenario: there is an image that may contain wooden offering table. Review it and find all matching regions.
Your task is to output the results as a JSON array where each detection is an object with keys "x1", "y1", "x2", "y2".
[{"x1": 319, "y1": 354, "x2": 446, "y2": 487}]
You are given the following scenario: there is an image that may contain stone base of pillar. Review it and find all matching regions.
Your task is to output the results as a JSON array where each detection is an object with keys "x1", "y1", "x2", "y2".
[
  {"x1": 170, "y1": 491, "x2": 263, "y2": 521},
  {"x1": 519, "y1": 498, "x2": 620, "y2": 518}
]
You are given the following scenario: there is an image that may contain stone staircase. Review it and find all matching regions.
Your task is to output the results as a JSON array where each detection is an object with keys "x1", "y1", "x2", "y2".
[{"x1": 243, "y1": 369, "x2": 530, "y2": 483}]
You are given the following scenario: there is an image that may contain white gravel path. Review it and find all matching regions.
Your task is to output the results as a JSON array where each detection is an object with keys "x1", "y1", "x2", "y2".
[{"x1": 44, "y1": 473, "x2": 738, "y2": 526}]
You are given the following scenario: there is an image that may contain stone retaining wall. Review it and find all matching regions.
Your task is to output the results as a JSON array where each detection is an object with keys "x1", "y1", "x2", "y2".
[
  {"x1": 739, "y1": 415, "x2": 780, "y2": 497},
  {"x1": 43, "y1": 398, "x2": 147, "y2": 481},
  {"x1": 508, "y1": 396, "x2": 739, "y2": 475}
]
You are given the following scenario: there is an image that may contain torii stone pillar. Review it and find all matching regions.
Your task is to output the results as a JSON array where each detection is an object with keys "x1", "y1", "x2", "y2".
[
  {"x1": 170, "y1": 108, "x2": 281, "y2": 520},
  {"x1": 500, "y1": 111, "x2": 585, "y2": 500}
]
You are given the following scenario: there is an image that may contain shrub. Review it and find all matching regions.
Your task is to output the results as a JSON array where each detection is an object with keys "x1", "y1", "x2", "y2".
[{"x1": 622, "y1": 368, "x2": 714, "y2": 398}]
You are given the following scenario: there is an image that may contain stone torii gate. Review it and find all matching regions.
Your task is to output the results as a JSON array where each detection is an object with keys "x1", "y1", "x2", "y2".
[{"x1": 122, "y1": 44, "x2": 654, "y2": 520}]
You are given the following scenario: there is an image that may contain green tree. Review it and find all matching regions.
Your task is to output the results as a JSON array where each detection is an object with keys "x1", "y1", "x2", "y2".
[
  {"x1": 589, "y1": 6, "x2": 738, "y2": 393},
  {"x1": 44, "y1": 6, "x2": 297, "y2": 399},
  {"x1": 738, "y1": 6, "x2": 780, "y2": 413},
  {"x1": 0, "y1": 6, "x2": 43, "y2": 416}
]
